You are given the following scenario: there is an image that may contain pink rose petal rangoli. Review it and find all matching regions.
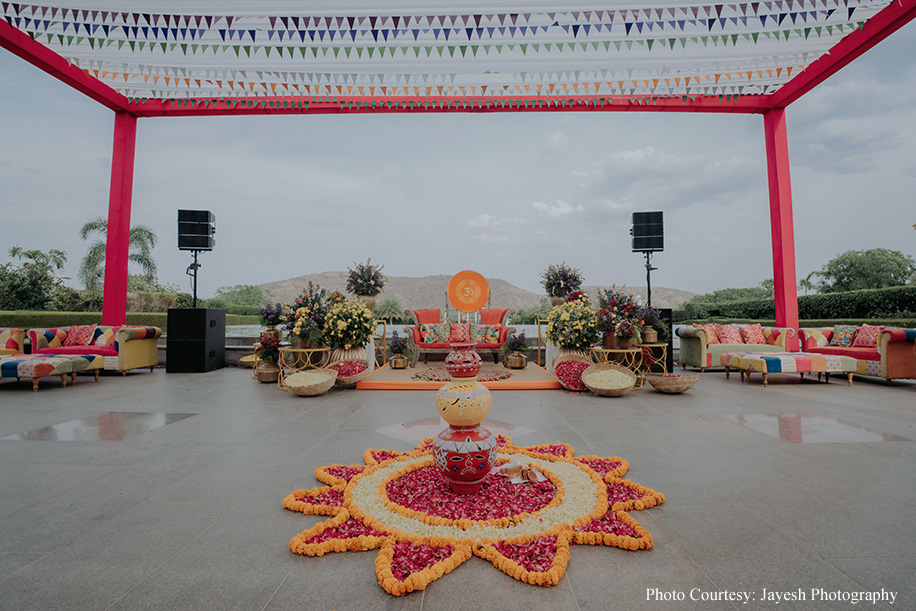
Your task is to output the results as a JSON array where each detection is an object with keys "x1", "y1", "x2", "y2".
[{"x1": 282, "y1": 436, "x2": 664, "y2": 596}]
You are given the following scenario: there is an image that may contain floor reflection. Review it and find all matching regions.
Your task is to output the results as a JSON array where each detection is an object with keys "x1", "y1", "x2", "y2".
[
  {"x1": 377, "y1": 417, "x2": 534, "y2": 445},
  {"x1": 2, "y1": 412, "x2": 196, "y2": 442},
  {"x1": 723, "y1": 413, "x2": 910, "y2": 443}
]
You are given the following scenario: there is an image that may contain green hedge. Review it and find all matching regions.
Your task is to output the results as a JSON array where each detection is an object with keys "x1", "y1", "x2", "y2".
[
  {"x1": 0, "y1": 311, "x2": 258, "y2": 331},
  {"x1": 674, "y1": 285, "x2": 916, "y2": 322}
]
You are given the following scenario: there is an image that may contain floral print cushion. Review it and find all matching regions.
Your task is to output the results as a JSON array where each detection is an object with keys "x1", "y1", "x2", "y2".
[
  {"x1": 829, "y1": 324, "x2": 857, "y2": 347},
  {"x1": 62, "y1": 324, "x2": 97, "y2": 347},
  {"x1": 741, "y1": 323, "x2": 767, "y2": 344},
  {"x1": 714, "y1": 324, "x2": 743, "y2": 344},
  {"x1": 419, "y1": 323, "x2": 449, "y2": 344},
  {"x1": 851, "y1": 324, "x2": 885, "y2": 348}
]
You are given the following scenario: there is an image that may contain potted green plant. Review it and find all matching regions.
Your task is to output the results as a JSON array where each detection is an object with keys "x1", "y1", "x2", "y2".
[
  {"x1": 388, "y1": 331, "x2": 412, "y2": 369},
  {"x1": 346, "y1": 258, "x2": 386, "y2": 312},
  {"x1": 503, "y1": 331, "x2": 529, "y2": 369},
  {"x1": 540, "y1": 263, "x2": 584, "y2": 306}
]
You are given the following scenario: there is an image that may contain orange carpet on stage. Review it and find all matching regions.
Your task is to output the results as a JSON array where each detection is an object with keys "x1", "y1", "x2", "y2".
[{"x1": 356, "y1": 362, "x2": 561, "y2": 390}]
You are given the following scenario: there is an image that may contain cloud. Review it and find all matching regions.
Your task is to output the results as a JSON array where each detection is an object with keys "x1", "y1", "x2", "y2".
[
  {"x1": 532, "y1": 199, "x2": 583, "y2": 218},
  {"x1": 466, "y1": 214, "x2": 525, "y2": 228},
  {"x1": 475, "y1": 233, "x2": 514, "y2": 245}
]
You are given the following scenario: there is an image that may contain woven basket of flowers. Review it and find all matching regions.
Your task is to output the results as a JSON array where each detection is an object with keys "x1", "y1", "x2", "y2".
[
  {"x1": 581, "y1": 362, "x2": 638, "y2": 397},
  {"x1": 328, "y1": 360, "x2": 370, "y2": 387},
  {"x1": 553, "y1": 355, "x2": 596, "y2": 391},
  {"x1": 647, "y1": 374, "x2": 699, "y2": 394},
  {"x1": 285, "y1": 369, "x2": 337, "y2": 397}
]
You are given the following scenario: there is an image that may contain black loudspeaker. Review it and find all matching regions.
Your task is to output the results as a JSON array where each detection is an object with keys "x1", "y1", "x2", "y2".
[
  {"x1": 178, "y1": 210, "x2": 215, "y2": 251},
  {"x1": 166, "y1": 308, "x2": 225, "y2": 372},
  {"x1": 631, "y1": 211, "x2": 664, "y2": 252}
]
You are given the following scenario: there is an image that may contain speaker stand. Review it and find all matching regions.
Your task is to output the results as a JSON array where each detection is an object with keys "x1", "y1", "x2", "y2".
[
  {"x1": 644, "y1": 252, "x2": 658, "y2": 308},
  {"x1": 186, "y1": 250, "x2": 202, "y2": 308}
]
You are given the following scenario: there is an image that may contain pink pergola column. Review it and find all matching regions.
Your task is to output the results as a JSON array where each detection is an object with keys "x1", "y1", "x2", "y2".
[
  {"x1": 763, "y1": 108, "x2": 800, "y2": 349},
  {"x1": 101, "y1": 112, "x2": 138, "y2": 326}
]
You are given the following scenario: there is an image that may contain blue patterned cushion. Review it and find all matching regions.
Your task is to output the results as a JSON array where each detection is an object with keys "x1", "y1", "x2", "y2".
[{"x1": 469, "y1": 323, "x2": 500, "y2": 343}]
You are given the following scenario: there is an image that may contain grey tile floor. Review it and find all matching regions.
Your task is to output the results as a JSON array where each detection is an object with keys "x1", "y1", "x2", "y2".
[{"x1": 1, "y1": 367, "x2": 914, "y2": 610}]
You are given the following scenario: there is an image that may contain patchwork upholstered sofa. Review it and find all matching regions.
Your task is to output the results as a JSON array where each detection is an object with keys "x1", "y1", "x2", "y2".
[
  {"x1": 403, "y1": 308, "x2": 516, "y2": 367},
  {"x1": 0, "y1": 328, "x2": 26, "y2": 356},
  {"x1": 29, "y1": 324, "x2": 162, "y2": 375},
  {"x1": 677, "y1": 323, "x2": 796, "y2": 372},
  {"x1": 799, "y1": 325, "x2": 916, "y2": 384}
]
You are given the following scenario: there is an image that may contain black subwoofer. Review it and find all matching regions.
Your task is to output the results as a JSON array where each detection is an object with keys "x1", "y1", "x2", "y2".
[{"x1": 166, "y1": 308, "x2": 225, "y2": 373}]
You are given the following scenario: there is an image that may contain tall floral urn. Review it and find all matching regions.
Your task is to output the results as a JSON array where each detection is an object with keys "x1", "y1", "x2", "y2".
[{"x1": 432, "y1": 343, "x2": 496, "y2": 494}]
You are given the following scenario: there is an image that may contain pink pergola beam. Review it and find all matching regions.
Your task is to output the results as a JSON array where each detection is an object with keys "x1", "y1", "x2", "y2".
[
  {"x1": 0, "y1": 18, "x2": 129, "y2": 112},
  {"x1": 774, "y1": 0, "x2": 916, "y2": 108},
  {"x1": 126, "y1": 94, "x2": 771, "y2": 118},
  {"x1": 101, "y1": 112, "x2": 137, "y2": 326},
  {"x1": 763, "y1": 108, "x2": 799, "y2": 348}
]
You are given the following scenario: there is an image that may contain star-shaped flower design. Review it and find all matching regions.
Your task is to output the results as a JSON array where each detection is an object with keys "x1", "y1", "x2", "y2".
[{"x1": 283, "y1": 435, "x2": 664, "y2": 596}]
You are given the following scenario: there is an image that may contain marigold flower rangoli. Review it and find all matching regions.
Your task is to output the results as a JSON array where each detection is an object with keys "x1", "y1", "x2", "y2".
[{"x1": 282, "y1": 436, "x2": 665, "y2": 596}]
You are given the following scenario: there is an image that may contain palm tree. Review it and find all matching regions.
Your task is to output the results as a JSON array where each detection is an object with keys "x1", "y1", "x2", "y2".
[
  {"x1": 78, "y1": 217, "x2": 158, "y2": 291},
  {"x1": 374, "y1": 298, "x2": 406, "y2": 324},
  {"x1": 798, "y1": 271, "x2": 819, "y2": 296}
]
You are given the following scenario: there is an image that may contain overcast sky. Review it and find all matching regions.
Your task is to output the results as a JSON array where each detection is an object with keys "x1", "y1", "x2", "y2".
[{"x1": 2, "y1": 23, "x2": 915, "y2": 299}]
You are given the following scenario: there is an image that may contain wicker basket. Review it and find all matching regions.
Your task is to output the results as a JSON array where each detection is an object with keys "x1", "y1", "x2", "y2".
[
  {"x1": 647, "y1": 375, "x2": 699, "y2": 394},
  {"x1": 285, "y1": 369, "x2": 337, "y2": 396},
  {"x1": 581, "y1": 362, "x2": 638, "y2": 397},
  {"x1": 328, "y1": 360, "x2": 371, "y2": 387},
  {"x1": 553, "y1": 355, "x2": 595, "y2": 391}
]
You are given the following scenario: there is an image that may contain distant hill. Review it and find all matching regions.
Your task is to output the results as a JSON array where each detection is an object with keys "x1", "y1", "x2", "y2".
[{"x1": 259, "y1": 273, "x2": 697, "y2": 312}]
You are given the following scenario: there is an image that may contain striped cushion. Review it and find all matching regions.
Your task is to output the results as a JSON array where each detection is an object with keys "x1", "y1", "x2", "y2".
[
  {"x1": 715, "y1": 324, "x2": 743, "y2": 344},
  {"x1": 851, "y1": 324, "x2": 884, "y2": 348},
  {"x1": 449, "y1": 322, "x2": 471, "y2": 343},
  {"x1": 741, "y1": 323, "x2": 766, "y2": 344}
]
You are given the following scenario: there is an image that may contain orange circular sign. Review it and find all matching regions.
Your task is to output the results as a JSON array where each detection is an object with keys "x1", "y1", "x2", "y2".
[{"x1": 447, "y1": 270, "x2": 490, "y2": 313}]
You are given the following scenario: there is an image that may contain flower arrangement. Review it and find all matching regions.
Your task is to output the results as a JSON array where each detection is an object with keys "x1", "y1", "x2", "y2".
[
  {"x1": 283, "y1": 282, "x2": 329, "y2": 346},
  {"x1": 505, "y1": 331, "x2": 529, "y2": 352},
  {"x1": 323, "y1": 298, "x2": 376, "y2": 349},
  {"x1": 636, "y1": 304, "x2": 661, "y2": 326},
  {"x1": 255, "y1": 336, "x2": 280, "y2": 362},
  {"x1": 346, "y1": 258, "x2": 386, "y2": 297},
  {"x1": 388, "y1": 331, "x2": 412, "y2": 358},
  {"x1": 596, "y1": 287, "x2": 643, "y2": 341},
  {"x1": 566, "y1": 290, "x2": 589, "y2": 304},
  {"x1": 546, "y1": 301, "x2": 600, "y2": 350},
  {"x1": 259, "y1": 302, "x2": 284, "y2": 327},
  {"x1": 540, "y1": 263, "x2": 583, "y2": 299}
]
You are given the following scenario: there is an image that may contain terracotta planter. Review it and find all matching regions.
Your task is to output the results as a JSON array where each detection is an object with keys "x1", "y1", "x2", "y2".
[
  {"x1": 443, "y1": 342, "x2": 482, "y2": 378},
  {"x1": 604, "y1": 334, "x2": 632, "y2": 350}
]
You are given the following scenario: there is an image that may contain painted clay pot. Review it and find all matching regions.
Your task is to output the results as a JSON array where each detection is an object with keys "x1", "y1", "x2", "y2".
[
  {"x1": 444, "y1": 342, "x2": 482, "y2": 378},
  {"x1": 432, "y1": 424, "x2": 497, "y2": 494},
  {"x1": 435, "y1": 376, "x2": 492, "y2": 427}
]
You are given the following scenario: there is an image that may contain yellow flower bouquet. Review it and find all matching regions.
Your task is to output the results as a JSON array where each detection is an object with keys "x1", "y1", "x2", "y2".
[
  {"x1": 546, "y1": 301, "x2": 600, "y2": 350},
  {"x1": 323, "y1": 299, "x2": 376, "y2": 350}
]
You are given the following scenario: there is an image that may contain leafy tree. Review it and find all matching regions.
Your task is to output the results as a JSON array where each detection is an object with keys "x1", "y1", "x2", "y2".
[
  {"x1": 816, "y1": 248, "x2": 916, "y2": 293},
  {"x1": 509, "y1": 299, "x2": 553, "y2": 324},
  {"x1": 213, "y1": 284, "x2": 267, "y2": 306},
  {"x1": 678, "y1": 280, "x2": 772, "y2": 309},
  {"x1": 0, "y1": 247, "x2": 68, "y2": 310},
  {"x1": 375, "y1": 298, "x2": 407, "y2": 323},
  {"x1": 78, "y1": 217, "x2": 158, "y2": 291}
]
